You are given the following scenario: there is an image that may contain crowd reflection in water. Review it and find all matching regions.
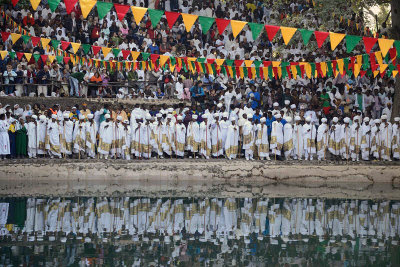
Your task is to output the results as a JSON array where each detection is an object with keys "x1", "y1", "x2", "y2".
[{"x1": 0, "y1": 197, "x2": 399, "y2": 266}]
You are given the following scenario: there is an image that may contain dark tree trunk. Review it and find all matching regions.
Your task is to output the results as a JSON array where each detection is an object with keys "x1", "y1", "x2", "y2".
[{"x1": 391, "y1": 0, "x2": 400, "y2": 121}]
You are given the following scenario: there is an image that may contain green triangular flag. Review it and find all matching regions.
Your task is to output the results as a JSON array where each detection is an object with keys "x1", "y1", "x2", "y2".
[
  {"x1": 21, "y1": 35, "x2": 31, "y2": 44},
  {"x1": 296, "y1": 65, "x2": 302, "y2": 77},
  {"x1": 327, "y1": 61, "x2": 333, "y2": 77},
  {"x1": 345, "y1": 35, "x2": 362, "y2": 53},
  {"x1": 243, "y1": 67, "x2": 248, "y2": 77},
  {"x1": 148, "y1": 9, "x2": 164, "y2": 29},
  {"x1": 211, "y1": 64, "x2": 216, "y2": 74},
  {"x1": 310, "y1": 63, "x2": 316, "y2": 77},
  {"x1": 8, "y1": 51, "x2": 15, "y2": 59},
  {"x1": 197, "y1": 57, "x2": 206, "y2": 63},
  {"x1": 255, "y1": 67, "x2": 260, "y2": 78},
  {"x1": 112, "y1": 48, "x2": 121, "y2": 58},
  {"x1": 221, "y1": 66, "x2": 226, "y2": 75},
  {"x1": 254, "y1": 60, "x2": 262, "y2": 68},
  {"x1": 33, "y1": 53, "x2": 40, "y2": 62},
  {"x1": 232, "y1": 66, "x2": 236, "y2": 78},
  {"x1": 299, "y1": 29, "x2": 313, "y2": 46},
  {"x1": 170, "y1": 56, "x2": 176, "y2": 66},
  {"x1": 198, "y1": 16, "x2": 214, "y2": 34},
  {"x1": 394, "y1": 40, "x2": 400, "y2": 58},
  {"x1": 248, "y1": 22, "x2": 264, "y2": 41},
  {"x1": 97, "y1": 2, "x2": 113, "y2": 20},
  {"x1": 225, "y1": 59, "x2": 234, "y2": 66},
  {"x1": 56, "y1": 55, "x2": 63, "y2": 63},
  {"x1": 51, "y1": 40, "x2": 60, "y2": 50},
  {"x1": 362, "y1": 54, "x2": 370, "y2": 70},
  {"x1": 268, "y1": 66, "x2": 273, "y2": 79},
  {"x1": 82, "y1": 44, "x2": 91, "y2": 54},
  {"x1": 141, "y1": 52, "x2": 150, "y2": 61},
  {"x1": 48, "y1": 0, "x2": 61, "y2": 12}
]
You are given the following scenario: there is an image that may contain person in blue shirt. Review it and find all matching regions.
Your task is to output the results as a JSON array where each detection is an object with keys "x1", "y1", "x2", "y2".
[
  {"x1": 148, "y1": 42, "x2": 160, "y2": 54},
  {"x1": 190, "y1": 81, "x2": 205, "y2": 103},
  {"x1": 252, "y1": 108, "x2": 262, "y2": 123},
  {"x1": 265, "y1": 111, "x2": 274, "y2": 138}
]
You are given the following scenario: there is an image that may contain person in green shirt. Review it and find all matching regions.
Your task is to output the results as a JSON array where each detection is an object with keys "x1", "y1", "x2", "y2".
[
  {"x1": 355, "y1": 87, "x2": 363, "y2": 112},
  {"x1": 320, "y1": 89, "x2": 331, "y2": 115}
]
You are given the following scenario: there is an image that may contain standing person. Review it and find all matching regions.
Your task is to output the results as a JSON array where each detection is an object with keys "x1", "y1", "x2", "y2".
[
  {"x1": 121, "y1": 120, "x2": 131, "y2": 160},
  {"x1": 255, "y1": 117, "x2": 270, "y2": 160},
  {"x1": 16, "y1": 118, "x2": 28, "y2": 158},
  {"x1": 270, "y1": 114, "x2": 284, "y2": 160},
  {"x1": 36, "y1": 66, "x2": 50, "y2": 97},
  {"x1": 292, "y1": 116, "x2": 303, "y2": 160},
  {"x1": 379, "y1": 115, "x2": 392, "y2": 161},
  {"x1": 302, "y1": 117, "x2": 316, "y2": 161},
  {"x1": 350, "y1": 116, "x2": 362, "y2": 161},
  {"x1": 3, "y1": 65, "x2": 17, "y2": 95},
  {"x1": 8, "y1": 119, "x2": 17, "y2": 159},
  {"x1": 61, "y1": 113, "x2": 74, "y2": 157},
  {"x1": 85, "y1": 114, "x2": 97, "y2": 159},
  {"x1": 211, "y1": 114, "x2": 223, "y2": 158},
  {"x1": 26, "y1": 115, "x2": 38, "y2": 158},
  {"x1": 175, "y1": 116, "x2": 186, "y2": 158},
  {"x1": 392, "y1": 117, "x2": 400, "y2": 160},
  {"x1": 73, "y1": 115, "x2": 86, "y2": 158},
  {"x1": 37, "y1": 115, "x2": 47, "y2": 156},
  {"x1": 340, "y1": 117, "x2": 351, "y2": 161},
  {"x1": 242, "y1": 115, "x2": 256, "y2": 161},
  {"x1": 283, "y1": 117, "x2": 294, "y2": 160},
  {"x1": 361, "y1": 117, "x2": 372, "y2": 161},
  {"x1": 328, "y1": 117, "x2": 342, "y2": 160},
  {"x1": 152, "y1": 114, "x2": 164, "y2": 158},
  {"x1": 371, "y1": 119, "x2": 382, "y2": 160},
  {"x1": 316, "y1": 118, "x2": 329, "y2": 161},
  {"x1": 98, "y1": 114, "x2": 113, "y2": 159},
  {"x1": 0, "y1": 114, "x2": 10, "y2": 159},
  {"x1": 46, "y1": 114, "x2": 62, "y2": 159},
  {"x1": 186, "y1": 115, "x2": 200, "y2": 158},
  {"x1": 200, "y1": 115, "x2": 212, "y2": 159},
  {"x1": 224, "y1": 118, "x2": 239, "y2": 160}
]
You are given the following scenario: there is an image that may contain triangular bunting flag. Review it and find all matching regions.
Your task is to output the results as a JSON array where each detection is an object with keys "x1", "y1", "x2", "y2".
[
  {"x1": 10, "y1": 33, "x2": 21, "y2": 44},
  {"x1": 198, "y1": 16, "x2": 215, "y2": 34},
  {"x1": 21, "y1": 35, "x2": 31, "y2": 44},
  {"x1": 101, "y1": 47, "x2": 111, "y2": 57},
  {"x1": 12, "y1": 0, "x2": 19, "y2": 6},
  {"x1": 131, "y1": 6, "x2": 147, "y2": 25},
  {"x1": 81, "y1": 44, "x2": 91, "y2": 54},
  {"x1": 165, "y1": 11, "x2": 180, "y2": 29},
  {"x1": 230, "y1": 20, "x2": 247, "y2": 38},
  {"x1": 248, "y1": 22, "x2": 264, "y2": 41},
  {"x1": 79, "y1": 0, "x2": 97, "y2": 18},
  {"x1": 329, "y1": 32, "x2": 345, "y2": 51},
  {"x1": 363, "y1": 37, "x2": 378, "y2": 53},
  {"x1": 64, "y1": 0, "x2": 78, "y2": 14},
  {"x1": 30, "y1": 36, "x2": 41, "y2": 46},
  {"x1": 314, "y1": 31, "x2": 329, "y2": 48},
  {"x1": 131, "y1": 51, "x2": 140, "y2": 61},
  {"x1": 64, "y1": 56, "x2": 71, "y2": 64},
  {"x1": 215, "y1": 59, "x2": 225, "y2": 66},
  {"x1": 16, "y1": 52, "x2": 24, "y2": 60},
  {"x1": 114, "y1": 4, "x2": 130, "y2": 21},
  {"x1": 121, "y1": 50, "x2": 130, "y2": 60},
  {"x1": 141, "y1": 52, "x2": 150, "y2": 61},
  {"x1": 1, "y1": 32, "x2": 10, "y2": 42},
  {"x1": 48, "y1": 0, "x2": 61, "y2": 12},
  {"x1": 96, "y1": 1, "x2": 113, "y2": 19},
  {"x1": 181, "y1": 13, "x2": 198, "y2": 32},
  {"x1": 345, "y1": 35, "x2": 362, "y2": 53},
  {"x1": 92, "y1": 45, "x2": 101, "y2": 55},
  {"x1": 112, "y1": 48, "x2": 121, "y2": 58},
  {"x1": 48, "y1": 55, "x2": 55, "y2": 63},
  {"x1": 24, "y1": 53, "x2": 32, "y2": 61},
  {"x1": 61, "y1": 41, "x2": 71, "y2": 50},
  {"x1": 41, "y1": 55, "x2": 48, "y2": 63},
  {"x1": 30, "y1": 0, "x2": 41, "y2": 10},
  {"x1": 41, "y1": 38, "x2": 51, "y2": 49},
  {"x1": 265, "y1": 25, "x2": 280, "y2": 41},
  {"x1": 148, "y1": 9, "x2": 164, "y2": 28},
  {"x1": 280, "y1": 27, "x2": 297, "y2": 45},
  {"x1": 378, "y1": 38, "x2": 394, "y2": 57},
  {"x1": 215, "y1": 18, "x2": 230, "y2": 35},
  {"x1": 70, "y1": 42, "x2": 80, "y2": 53},
  {"x1": 159, "y1": 55, "x2": 169, "y2": 66},
  {"x1": 33, "y1": 53, "x2": 41, "y2": 62},
  {"x1": 244, "y1": 60, "x2": 253, "y2": 67}
]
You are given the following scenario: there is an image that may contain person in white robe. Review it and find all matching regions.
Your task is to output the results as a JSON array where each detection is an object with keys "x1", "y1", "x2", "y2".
[
  {"x1": 161, "y1": 115, "x2": 174, "y2": 157},
  {"x1": 121, "y1": 120, "x2": 131, "y2": 160},
  {"x1": 73, "y1": 115, "x2": 86, "y2": 157},
  {"x1": 219, "y1": 112, "x2": 230, "y2": 149},
  {"x1": 302, "y1": 116, "x2": 316, "y2": 160},
  {"x1": 61, "y1": 113, "x2": 74, "y2": 156},
  {"x1": 340, "y1": 117, "x2": 352, "y2": 160},
  {"x1": 361, "y1": 117, "x2": 372, "y2": 161},
  {"x1": 46, "y1": 114, "x2": 62, "y2": 158},
  {"x1": 328, "y1": 117, "x2": 342, "y2": 159},
  {"x1": 26, "y1": 115, "x2": 37, "y2": 158},
  {"x1": 255, "y1": 117, "x2": 270, "y2": 160},
  {"x1": 211, "y1": 114, "x2": 223, "y2": 157},
  {"x1": 114, "y1": 116, "x2": 125, "y2": 158},
  {"x1": 136, "y1": 114, "x2": 152, "y2": 159},
  {"x1": 98, "y1": 114, "x2": 113, "y2": 159},
  {"x1": 175, "y1": 116, "x2": 186, "y2": 158},
  {"x1": 37, "y1": 115, "x2": 47, "y2": 156},
  {"x1": 292, "y1": 116, "x2": 303, "y2": 160},
  {"x1": 0, "y1": 113, "x2": 10, "y2": 158},
  {"x1": 283, "y1": 117, "x2": 294, "y2": 160},
  {"x1": 316, "y1": 118, "x2": 329, "y2": 161},
  {"x1": 371, "y1": 119, "x2": 382, "y2": 160},
  {"x1": 85, "y1": 114, "x2": 97, "y2": 159},
  {"x1": 186, "y1": 115, "x2": 200, "y2": 158},
  {"x1": 270, "y1": 114, "x2": 284, "y2": 159},
  {"x1": 350, "y1": 116, "x2": 362, "y2": 161},
  {"x1": 200, "y1": 115, "x2": 212, "y2": 159},
  {"x1": 225, "y1": 117, "x2": 239, "y2": 160},
  {"x1": 242, "y1": 115, "x2": 256, "y2": 160},
  {"x1": 392, "y1": 117, "x2": 400, "y2": 160},
  {"x1": 151, "y1": 114, "x2": 164, "y2": 158},
  {"x1": 379, "y1": 114, "x2": 392, "y2": 161}
]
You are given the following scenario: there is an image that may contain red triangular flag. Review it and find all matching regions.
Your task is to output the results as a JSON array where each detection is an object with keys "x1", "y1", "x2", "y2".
[
  {"x1": 61, "y1": 41, "x2": 71, "y2": 51},
  {"x1": 1, "y1": 32, "x2": 10, "y2": 42},
  {"x1": 114, "y1": 4, "x2": 130, "y2": 21},
  {"x1": 286, "y1": 66, "x2": 292, "y2": 79},
  {"x1": 234, "y1": 60, "x2": 244, "y2": 67},
  {"x1": 64, "y1": 56, "x2": 70, "y2": 64},
  {"x1": 150, "y1": 54, "x2": 160, "y2": 64},
  {"x1": 207, "y1": 58, "x2": 215, "y2": 64},
  {"x1": 64, "y1": 0, "x2": 78, "y2": 14},
  {"x1": 264, "y1": 25, "x2": 280, "y2": 41},
  {"x1": 360, "y1": 70, "x2": 367, "y2": 77},
  {"x1": 195, "y1": 62, "x2": 201, "y2": 73},
  {"x1": 389, "y1": 48, "x2": 396, "y2": 65},
  {"x1": 380, "y1": 71, "x2": 386, "y2": 78},
  {"x1": 316, "y1": 62, "x2": 322, "y2": 77},
  {"x1": 235, "y1": 66, "x2": 240, "y2": 78},
  {"x1": 176, "y1": 63, "x2": 182, "y2": 73},
  {"x1": 121, "y1": 50, "x2": 130, "y2": 60},
  {"x1": 272, "y1": 67, "x2": 278, "y2": 78},
  {"x1": 12, "y1": 0, "x2": 19, "y2": 7},
  {"x1": 31, "y1": 36, "x2": 41, "y2": 46},
  {"x1": 300, "y1": 65, "x2": 305, "y2": 78},
  {"x1": 165, "y1": 11, "x2": 180, "y2": 29},
  {"x1": 259, "y1": 67, "x2": 263, "y2": 78},
  {"x1": 363, "y1": 37, "x2": 378, "y2": 53},
  {"x1": 314, "y1": 31, "x2": 329, "y2": 48},
  {"x1": 397, "y1": 64, "x2": 400, "y2": 74},
  {"x1": 263, "y1": 61, "x2": 272, "y2": 67},
  {"x1": 215, "y1": 18, "x2": 230, "y2": 35},
  {"x1": 92, "y1": 46, "x2": 101, "y2": 56},
  {"x1": 16, "y1": 52, "x2": 24, "y2": 60},
  {"x1": 41, "y1": 55, "x2": 48, "y2": 63}
]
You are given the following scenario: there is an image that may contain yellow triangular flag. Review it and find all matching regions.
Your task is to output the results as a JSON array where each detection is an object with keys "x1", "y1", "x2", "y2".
[
  {"x1": 24, "y1": 53, "x2": 32, "y2": 61},
  {"x1": 227, "y1": 66, "x2": 233, "y2": 77},
  {"x1": 272, "y1": 61, "x2": 281, "y2": 67},
  {"x1": 101, "y1": 47, "x2": 112, "y2": 57},
  {"x1": 373, "y1": 70, "x2": 379, "y2": 77},
  {"x1": 337, "y1": 59, "x2": 344, "y2": 75},
  {"x1": 48, "y1": 55, "x2": 55, "y2": 63},
  {"x1": 169, "y1": 63, "x2": 176, "y2": 72},
  {"x1": 392, "y1": 70, "x2": 398, "y2": 78},
  {"x1": 375, "y1": 51, "x2": 383, "y2": 65},
  {"x1": 131, "y1": 7, "x2": 147, "y2": 25},
  {"x1": 263, "y1": 67, "x2": 268, "y2": 80},
  {"x1": 244, "y1": 60, "x2": 253, "y2": 68},
  {"x1": 159, "y1": 55, "x2": 169, "y2": 67},
  {"x1": 30, "y1": 0, "x2": 41, "y2": 10},
  {"x1": 230, "y1": 20, "x2": 247, "y2": 38},
  {"x1": 329, "y1": 32, "x2": 345, "y2": 51},
  {"x1": 356, "y1": 55, "x2": 362, "y2": 65},
  {"x1": 320, "y1": 62, "x2": 327, "y2": 77},
  {"x1": 187, "y1": 57, "x2": 196, "y2": 62},
  {"x1": 380, "y1": 64, "x2": 388, "y2": 73},
  {"x1": 70, "y1": 42, "x2": 81, "y2": 54},
  {"x1": 305, "y1": 63, "x2": 312, "y2": 78},
  {"x1": 207, "y1": 64, "x2": 213, "y2": 75},
  {"x1": 41, "y1": 38, "x2": 51, "y2": 49},
  {"x1": 215, "y1": 59, "x2": 225, "y2": 66},
  {"x1": 239, "y1": 67, "x2": 244, "y2": 78},
  {"x1": 0, "y1": 51, "x2": 8, "y2": 59},
  {"x1": 277, "y1": 66, "x2": 282, "y2": 79},
  {"x1": 80, "y1": 0, "x2": 97, "y2": 19},
  {"x1": 291, "y1": 65, "x2": 297, "y2": 79},
  {"x1": 181, "y1": 13, "x2": 198, "y2": 32},
  {"x1": 354, "y1": 63, "x2": 361, "y2": 78},
  {"x1": 10, "y1": 33, "x2": 21, "y2": 44},
  {"x1": 131, "y1": 51, "x2": 140, "y2": 61},
  {"x1": 280, "y1": 27, "x2": 297, "y2": 45},
  {"x1": 378, "y1": 38, "x2": 394, "y2": 57},
  {"x1": 251, "y1": 67, "x2": 256, "y2": 78}
]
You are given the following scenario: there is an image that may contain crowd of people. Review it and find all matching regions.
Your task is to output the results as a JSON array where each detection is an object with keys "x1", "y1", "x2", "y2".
[{"x1": 0, "y1": 99, "x2": 398, "y2": 161}]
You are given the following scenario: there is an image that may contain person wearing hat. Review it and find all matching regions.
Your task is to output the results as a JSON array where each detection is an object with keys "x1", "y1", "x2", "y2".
[
  {"x1": 85, "y1": 113, "x2": 97, "y2": 159},
  {"x1": 302, "y1": 116, "x2": 316, "y2": 161},
  {"x1": 80, "y1": 103, "x2": 92, "y2": 119},
  {"x1": 37, "y1": 115, "x2": 47, "y2": 157},
  {"x1": 15, "y1": 117, "x2": 28, "y2": 158},
  {"x1": 186, "y1": 115, "x2": 200, "y2": 158},
  {"x1": 242, "y1": 114, "x2": 256, "y2": 161},
  {"x1": 151, "y1": 113, "x2": 164, "y2": 159},
  {"x1": 211, "y1": 114, "x2": 223, "y2": 158},
  {"x1": 316, "y1": 118, "x2": 329, "y2": 161},
  {"x1": 328, "y1": 117, "x2": 342, "y2": 160},
  {"x1": 360, "y1": 117, "x2": 371, "y2": 161},
  {"x1": 120, "y1": 119, "x2": 131, "y2": 160},
  {"x1": 73, "y1": 115, "x2": 87, "y2": 158},
  {"x1": 392, "y1": 117, "x2": 400, "y2": 160},
  {"x1": 283, "y1": 117, "x2": 294, "y2": 160},
  {"x1": 224, "y1": 117, "x2": 239, "y2": 160},
  {"x1": 256, "y1": 117, "x2": 270, "y2": 160},
  {"x1": 281, "y1": 100, "x2": 291, "y2": 117},
  {"x1": 98, "y1": 113, "x2": 114, "y2": 159},
  {"x1": 26, "y1": 115, "x2": 38, "y2": 158},
  {"x1": 161, "y1": 114, "x2": 174, "y2": 158},
  {"x1": 200, "y1": 114, "x2": 212, "y2": 159},
  {"x1": 270, "y1": 114, "x2": 284, "y2": 160},
  {"x1": 350, "y1": 116, "x2": 362, "y2": 161},
  {"x1": 379, "y1": 114, "x2": 392, "y2": 161},
  {"x1": 292, "y1": 116, "x2": 304, "y2": 160},
  {"x1": 340, "y1": 117, "x2": 352, "y2": 160},
  {"x1": 0, "y1": 113, "x2": 10, "y2": 159},
  {"x1": 46, "y1": 114, "x2": 62, "y2": 159},
  {"x1": 371, "y1": 119, "x2": 382, "y2": 160},
  {"x1": 61, "y1": 113, "x2": 74, "y2": 157},
  {"x1": 175, "y1": 116, "x2": 186, "y2": 158}
]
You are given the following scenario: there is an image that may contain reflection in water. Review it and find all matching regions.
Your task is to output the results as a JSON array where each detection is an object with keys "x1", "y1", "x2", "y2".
[{"x1": 0, "y1": 197, "x2": 399, "y2": 266}]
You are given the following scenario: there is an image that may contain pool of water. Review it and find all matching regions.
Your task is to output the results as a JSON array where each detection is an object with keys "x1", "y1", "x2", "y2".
[{"x1": 0, "y1": 197, "x2": 399, "y2": 266}]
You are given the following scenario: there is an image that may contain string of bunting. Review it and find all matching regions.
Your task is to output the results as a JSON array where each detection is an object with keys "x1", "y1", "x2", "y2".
[{"x1": 9, "y1": 0, "x2": 400, "y2": 58}]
